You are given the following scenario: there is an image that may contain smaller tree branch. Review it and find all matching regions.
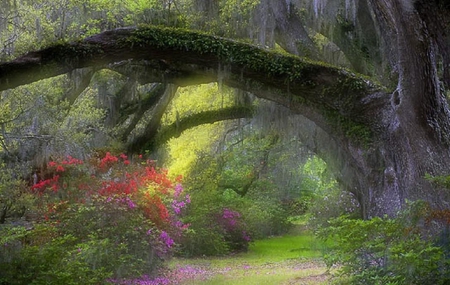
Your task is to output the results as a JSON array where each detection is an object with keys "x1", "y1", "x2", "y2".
[
  {"x1": 129, "y1": 105, "x2": 254, "y2": 152},
  {"x1": 63, "y1": 68, "x2": 95, "y2": 104},
  {"x1": 273, "y1": 2, "x2": 318, "y2": 58},
  {"x1": 118, "y1": 83, "x2": 168, "y2": 140},
  {"x1": 127, "y1": 84, "x2": 178, "y2": 152}
]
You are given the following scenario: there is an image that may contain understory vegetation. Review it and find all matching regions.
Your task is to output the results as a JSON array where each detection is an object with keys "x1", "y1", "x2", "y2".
[
  {"x1": 318, "y1": 201, "x2": 450, "y2": 284},
  {"x1": 2, "y1": 139, "x2": 450, "y2": 284}
]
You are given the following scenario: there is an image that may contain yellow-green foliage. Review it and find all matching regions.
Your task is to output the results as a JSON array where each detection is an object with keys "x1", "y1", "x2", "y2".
[
  {"x1": 302, "y1": 156, "x2": 338, "y2": 194},
  {"x1": 164, "y1": 84, "x2": 235, "y2": 178},
  {"x1": 162, "y1": 83, "x2": 235, "y2": 126},
  {"x1": 0, "y1": 0, "x2": 171, "y2": 60},
  {"x1": 221, "y1": 0, "x2": 260, "y2": 17},
  {"x1": 167, "y1": 126, "x2": 222, "y2": 179}
]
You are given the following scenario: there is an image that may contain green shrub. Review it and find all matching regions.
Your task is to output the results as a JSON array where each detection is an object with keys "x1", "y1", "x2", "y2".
[
  {"x1": 242, "y1": 199, "x2": 291, "y2": 239},
  {"x1": 177, "y1": 193, "x2": 250, "y2": 256},
  {"x1": 177, "y1": 187, "x2": 253, "y2": 256},
  {"x1": 317, "y1": 201, "x2": 450, "y2": 285},
  {"x1": 308, "y1": 187, "x2": 361, "y2": 231}
]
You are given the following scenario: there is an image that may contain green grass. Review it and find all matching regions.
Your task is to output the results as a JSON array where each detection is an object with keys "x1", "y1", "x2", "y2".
[
  {"x1": 186, "y1": 265, "x2": 327, "y2": 285},
  {"x1": 246, "y1": 233, "x2": 325, "y2": 262},
  {"x1": 168, "y1": 229, "x2": 330, "y2": 284}
]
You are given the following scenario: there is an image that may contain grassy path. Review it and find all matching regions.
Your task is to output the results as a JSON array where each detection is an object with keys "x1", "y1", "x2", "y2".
[{"x1": 164, "y1": 230, "x2": 331, "y2": 284}]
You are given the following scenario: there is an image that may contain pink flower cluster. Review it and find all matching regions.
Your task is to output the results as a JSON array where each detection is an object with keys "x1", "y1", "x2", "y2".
[{"x1": 222, "y1": 208, "x2": 241, "y2": 227}]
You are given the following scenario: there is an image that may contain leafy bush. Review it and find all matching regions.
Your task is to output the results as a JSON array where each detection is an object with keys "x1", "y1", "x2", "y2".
[
  {"x1": 242, "y1": 198, "x2": 291, "y2": 239},
  {"x1": 177, "y1": 188, "x2": 250, "y2": 256},
  {"x1": 317, "y1": 201, "x2": 450, "y2": 285},
  {"x1": 0, "y1": 164, "x2": 35, "y2": 224},
  {"x1": 308, "y1": 186, "x2": 361, "y2": 231},
  {"x1": 0, "y1": 153, "x2": 189, "y2": 284},
  {"x1": 176, "y1": 187, "x2": 229, "y2": 256}
]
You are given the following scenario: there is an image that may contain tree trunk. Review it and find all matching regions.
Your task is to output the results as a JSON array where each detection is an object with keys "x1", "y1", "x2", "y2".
[{"x1": 349, "y1": 0, "x2": 450, "y2": 216}]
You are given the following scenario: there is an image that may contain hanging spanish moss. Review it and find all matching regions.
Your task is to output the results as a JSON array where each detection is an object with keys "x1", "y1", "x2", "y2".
[
  {"x1": 252, "y1": 99, "x2": 292, "y2": 134},
  {"x1": 250, "y1": 0, "x2": 276, "y2": 48},
  {"x1": 217, "y1": 63, "x2": 231, "y2": 94},
  {"x1": 297, "y1": 0, "x2": 384, "y2": 77}
]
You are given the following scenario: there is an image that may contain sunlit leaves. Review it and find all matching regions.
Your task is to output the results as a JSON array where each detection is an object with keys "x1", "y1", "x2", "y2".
[
  {"x1": 163, "y1": 84, "x2": 235, "y2": 177},
  {"x1": 167, "y1": 125, "x2": 223, "y2": 178},
  {"x1": 162, "y1": 83, "x2": 235, "y2": 126}
]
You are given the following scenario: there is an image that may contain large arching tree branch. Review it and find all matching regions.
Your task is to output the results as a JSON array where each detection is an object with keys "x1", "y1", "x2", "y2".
[
  {"x1": 0, "y1": 25, "x2": 412, "y2": 218},
  {"x1": 0, "y1": 26, "x2": 382, "y2": 133}
]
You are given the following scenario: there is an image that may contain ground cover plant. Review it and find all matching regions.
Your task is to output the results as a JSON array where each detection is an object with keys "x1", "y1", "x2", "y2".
[{"x1": 0, "y1": 152, "x2": 190, "y2": 285}]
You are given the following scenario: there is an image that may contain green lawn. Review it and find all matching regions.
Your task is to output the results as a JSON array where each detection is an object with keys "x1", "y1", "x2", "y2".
[{"x1": 167, "y1": 230, "x2": 330, "y2": 284}]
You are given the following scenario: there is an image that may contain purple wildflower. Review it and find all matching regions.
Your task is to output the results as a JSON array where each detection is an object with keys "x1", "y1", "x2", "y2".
[
  {"x1": 174, "y1": 183, "x2": 183, "y2": 198},
  {"x1": 172, "y1": 200, "x2": 186, "y2": 215},
  {"x1": 242, "y1": 231, "x2": 251, "y2": 242},
  {"x1": 160, "y1": 231, "x2": 174, "y2": 248},
  {"x1": 126, "y1": 197, "x2": 136, "y2": 209}
]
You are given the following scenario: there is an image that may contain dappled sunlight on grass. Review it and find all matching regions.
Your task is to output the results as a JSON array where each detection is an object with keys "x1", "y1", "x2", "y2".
[
  {"x1": 245, "y1": 234, "x2": 325, "y2": 262},
  {"x1": 166, "y1": 230, "x2": 330, "y2": 284},
  {"x1": 183, "y1": 261, "x2": 327, "y2": 285}
]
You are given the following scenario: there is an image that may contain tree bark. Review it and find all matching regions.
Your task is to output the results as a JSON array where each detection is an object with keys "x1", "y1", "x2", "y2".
[{"x1": 359, "y1": 0, "x2": 450, "y2": 216}]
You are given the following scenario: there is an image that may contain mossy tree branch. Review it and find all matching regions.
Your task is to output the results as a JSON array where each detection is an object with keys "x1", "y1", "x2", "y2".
[
  {"x1": 118, "y1": 83, "x2": 168, "y2": 141},
  {"x1": 127, "y1": 84, "x2": 178, "y2": 152},
  {"x1": 0, "y1": 27, "x2": 381, "y2": 110},
  {"x1": 0, "y1": 26, "x2": 387, "y2": 149}
]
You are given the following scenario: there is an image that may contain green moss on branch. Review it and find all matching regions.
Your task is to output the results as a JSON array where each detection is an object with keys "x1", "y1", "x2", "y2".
[{"x1": 125, "y1": 25, "x2": 378, "y2": 91}]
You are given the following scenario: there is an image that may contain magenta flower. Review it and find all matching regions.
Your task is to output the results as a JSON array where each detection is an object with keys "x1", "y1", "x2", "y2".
[
  {"x1": 126, "y1": 198, "x2": 136, "y2": 209},
  {"x1": 174, "y1": 183, "x2": 183, "y2": 197},
  {"x1": 160, "y1": 231, "x2": 174, "y2": 248}
]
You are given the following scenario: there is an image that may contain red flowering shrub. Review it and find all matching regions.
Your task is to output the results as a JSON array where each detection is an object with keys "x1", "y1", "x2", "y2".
[{"x1": 1, "y1": 152, "x2": 190, "y2": 284}]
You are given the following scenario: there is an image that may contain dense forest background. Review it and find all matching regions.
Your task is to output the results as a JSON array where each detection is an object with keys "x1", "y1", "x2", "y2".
[{"x1": 1, "y1": 0, "x2": 450, "y2": 284}]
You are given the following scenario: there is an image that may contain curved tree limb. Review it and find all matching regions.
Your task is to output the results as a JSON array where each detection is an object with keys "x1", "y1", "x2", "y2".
[
  {"x1": 63, "y1": 68, "x2": 95, "y2": 104},
  {"x1": 272, "y1": 1, "x2": 318, "y2": 59},
  {"x1": 0, "y1": 26, "x2": 381, "y2": 124},
  {"x1": 137, "y1": 105, "x2": 255, "y2": 152}
]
